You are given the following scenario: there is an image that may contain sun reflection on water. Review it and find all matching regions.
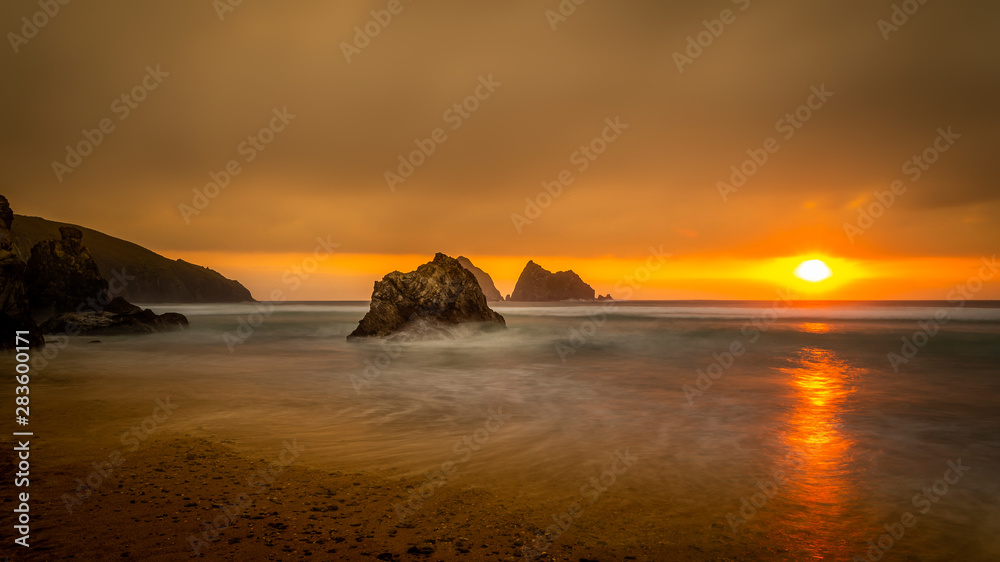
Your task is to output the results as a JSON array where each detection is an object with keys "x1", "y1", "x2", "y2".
[
  {"x1": 777, "y1": 328, "x2": 866, "y2": 559},
  {"x1": 798, "y1": 322, "x2": 833, "y2": 334}
]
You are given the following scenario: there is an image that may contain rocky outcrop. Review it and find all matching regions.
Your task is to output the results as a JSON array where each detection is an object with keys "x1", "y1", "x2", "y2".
[
  {"x1": 39, "y1": 297, "x2": 189, "y2": 336},
  {"x1": 10, "y1": 214, "x2": 253, "y2": 303},
  {"x1": 510, "y1": 261, "x2": 596, "y2": 301},
  {"x1": 25, "y1": 226, "x2": 108, "y2": 316},
  {"x1": 349, "y1": 253, "x2": 506, "y2": 340},
  {"x1": 14, "y1": 214, "x2": 190, "y2": 336},
  {"x1": 597, "y1": 294, "x2": 614, "y2": 301},
  {"x1": 1, "y1": 195, "x2": 189, "y2": 340},
  {"x1": 0, "y1": 196, "x2": 42, "y2": 349},
  {"x1": 457, "y1": 256, "x2": 503, "y2": 302}
]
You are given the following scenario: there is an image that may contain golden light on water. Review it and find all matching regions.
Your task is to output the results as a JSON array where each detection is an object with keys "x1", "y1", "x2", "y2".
[
  {"x1": 777, "y1": 338, "x2": 867, "y2": 559},
  {"x1": 798, "y1": 322, "x2": 833, "y2": 334}
]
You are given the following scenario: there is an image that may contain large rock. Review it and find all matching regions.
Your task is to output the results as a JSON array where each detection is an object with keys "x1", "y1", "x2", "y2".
[
  {"x1": 0, "y1": 195, "x2": 11, "y2": 232},
  {"x1": 510, "y1": 260, "x2": 596, "y2": 301},
  {"x1": 349, "y1": 253, "x2": 506, "y2": 339},
  {"x1": 0, "y1": 196, "x2": 42, "y2": 349},
  {"x1": 457, "y1": 256, "x2": 503, "y2": 302},
  {"x1": 20, "y1": 223, "x2": 189, "y2": 336},
  {"x1": 25, "y1": 226, "x2": 108, "y2": 315}
]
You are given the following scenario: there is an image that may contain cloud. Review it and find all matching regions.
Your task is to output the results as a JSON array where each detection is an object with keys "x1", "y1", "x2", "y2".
[{"x1": 1, "y1": 0, "x2": 997, "y2": 261}]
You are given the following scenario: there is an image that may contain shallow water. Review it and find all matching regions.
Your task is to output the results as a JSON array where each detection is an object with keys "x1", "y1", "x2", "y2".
[{"x1": 15, "y1": 301, "x2": 1000, "y2": 560}]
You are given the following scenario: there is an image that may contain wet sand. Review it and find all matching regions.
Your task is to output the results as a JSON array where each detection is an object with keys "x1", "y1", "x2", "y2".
[{"x1": 4, "y1": 433, "x2": 785, "y2": 561}]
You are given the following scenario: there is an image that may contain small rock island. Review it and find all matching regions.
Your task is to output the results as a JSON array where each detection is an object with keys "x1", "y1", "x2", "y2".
[
  {"x1": 509, "y1": 260, "x2": 609, "y2": 302},
  {"x1": 349, "y1": 253, "x2": 506, "y2": 340}
]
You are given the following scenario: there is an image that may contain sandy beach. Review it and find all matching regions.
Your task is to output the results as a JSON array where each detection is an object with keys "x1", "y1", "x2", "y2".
[{"x1": 5, "y1": 435, "x2": 782, "y2": 561}]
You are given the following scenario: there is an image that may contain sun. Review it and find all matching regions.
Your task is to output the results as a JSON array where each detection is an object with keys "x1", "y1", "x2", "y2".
[{"x1": 794, "y1": 259, "x2": 833, "y2": 283}]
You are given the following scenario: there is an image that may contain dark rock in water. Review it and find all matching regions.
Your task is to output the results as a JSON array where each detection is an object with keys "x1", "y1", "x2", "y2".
[
  {"x1": 25, "y1": 226, "x2": 108, "y2": 315},
  {"x1": 39, "y1": 306, "x2": 189, "y2": 336},
  {"x1": 597, "y1": 293, "x2": 614, "y2": 301},
  {"x1": 456, "y1": 256, "x2": 503, "y2": 302},
  {"x1": 510, "y1": 260, "x2": 596, "y2": 301},
  {"x1": 349, "y1": 253, "x2": 506, "y2": 340},
  {"x1": 0, "y1": 195, "x2": 42, "y2": 349},
  {"x1": 104, "y1": 296, "x2": 142, "y2": 315},
  {"x1": 158, "y1": 312, "x2": 190, "y2": 326}
]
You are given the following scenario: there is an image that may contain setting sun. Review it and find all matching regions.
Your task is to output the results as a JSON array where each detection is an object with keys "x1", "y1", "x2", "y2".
[{"x1": 794, "y1": 259, "x2": 833, "y2": 283}]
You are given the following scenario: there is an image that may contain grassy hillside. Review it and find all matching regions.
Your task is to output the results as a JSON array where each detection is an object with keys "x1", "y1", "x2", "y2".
[{"x1": 11, "y1": 215, "x2": 253, "y2": 303}]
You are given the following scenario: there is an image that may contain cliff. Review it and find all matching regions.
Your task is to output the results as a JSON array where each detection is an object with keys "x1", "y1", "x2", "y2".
[
  {"x1": 10, "y1": 215, "x2": 253, "y2": 303},
  {"x1": 25, "y1": 226, "x2": 189, "y2": 335}
]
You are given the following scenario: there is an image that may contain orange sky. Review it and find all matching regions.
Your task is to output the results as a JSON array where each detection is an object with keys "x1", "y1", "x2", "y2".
[
  {"x1": 167, "y1": 251, "x2": 1000, "y2": 301},
  {"x1": 3, "y1": 1, "x2": 997, "y2": 301}
]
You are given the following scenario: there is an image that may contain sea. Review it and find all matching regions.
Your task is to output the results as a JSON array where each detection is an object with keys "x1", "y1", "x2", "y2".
[{"x1": 20, "y1": 300, "x2": 1000, "y2": 560}]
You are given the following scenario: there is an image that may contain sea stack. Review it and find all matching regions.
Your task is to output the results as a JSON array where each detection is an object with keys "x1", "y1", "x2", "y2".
[
  {"x1": 457, "y1": 256, "x2": 504, "y2": 302},
  {"x1": 26, "y1": 226, "x2": 108, "y2": 316},
  {"x1": 0, "y1": 195, "x2": 42, "y2": 349},
  {"x1": 510, "y1": 260, "x2": 597, "y2": 301},
  {"x1": 25, "y1": 226, "x2": 189, "y2": 335},
  {"x1": 349, "y1": 253, "x2": 506, "y2": 339}
]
